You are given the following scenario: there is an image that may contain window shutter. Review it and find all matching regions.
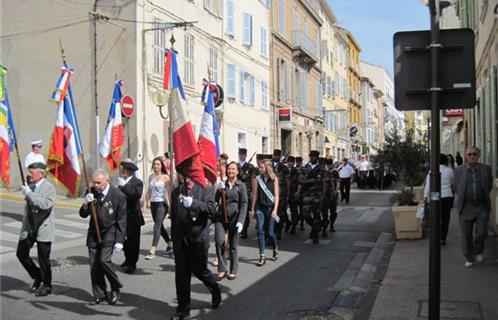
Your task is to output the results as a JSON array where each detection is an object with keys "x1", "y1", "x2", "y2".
[
  {"x1": 227, "y1": 63, "x2": 236, "y2": 98},
  {"x1": 240, "y1": 70, "x2": 245, "y2": 103},
  {"x1": 250, "y1": 75, "x2": 255, "y2": 106},
  {"x1": 226, "y1": 1, "x2": 234, "y2": 36}
]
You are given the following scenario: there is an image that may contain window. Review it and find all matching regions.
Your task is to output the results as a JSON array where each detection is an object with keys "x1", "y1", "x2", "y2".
[
  {"x1": 277, "y1": 59, "x2": 289, "y2": 102},
  {"x1": 239, "y1": 71, "x2": 255, "y2": 106},
  {"x1": 327, "y1": 76, "x2": 332, "y2": 97},
  {"x1": 183, "y1": 34, "x2": 195, "y2": 85},
  {"x1": 243, "y1": 13, "x2": 253, "y2": 46},
  {"x1": 261, "y1": 136, "x2": 268, "y2": 154},
  {"x1": 261, "y1": 80, "x2": 268, "y2": 108},
  {"x1": 209, "y1": 47, "x2": 219, "y2": 82},
  {"x1": 204, "y1": 0, "x2": 221, "y2": 16},
  {"x1": 278, "y1": 0, "x2": 285, "y2": 35},
  {"x1": 153, "y1": 21, "x2": 166, "y2": 75},
  {"x1": 260, "y1": 27, "x2": 267, "y2": 57},
  {"x1": 227, "y1": 63, "x2": 236, "y2": 99},
  {"x1": 300, "y1": 70, "x2": 308, "y2": 113},
  {"x1": 238, "y1": 132, "x2": 247, "y2": 149},
  {"x1": 263, "y1": 0, "x2": 270, "y2": 9},
  {"x1": 316, "y1": 81, "x2": 323, "y2": 116},
  {"x1": 226, "y1": 0, "x2": 234, "y2": 37}
]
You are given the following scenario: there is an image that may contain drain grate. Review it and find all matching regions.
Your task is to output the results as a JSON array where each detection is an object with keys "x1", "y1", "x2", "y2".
[
  {"x1": 285, "y1": 310, "x2": 345, "y2": 320},
  {"x1": 418, "y1": 300, "x2": 483, "y2": 319}
]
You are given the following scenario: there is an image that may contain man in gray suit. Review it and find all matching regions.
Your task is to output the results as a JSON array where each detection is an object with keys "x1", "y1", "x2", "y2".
[
  {"x1": 16, "y1": 162, "x2": 56, "y2": 296},
  {"x1": 453, "y1": 146, "x2": 493, "y2": 268}
]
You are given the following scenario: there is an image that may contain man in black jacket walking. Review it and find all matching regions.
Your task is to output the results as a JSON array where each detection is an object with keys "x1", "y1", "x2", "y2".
[
  {"x1": 80, "y1": 169, "x2": 127, "y2": 305},
  {"x1": 170, "y1": 176, "x2": 221, "y2": 320},
  {"x1": 118, "y1": 159, "x2": 144, "y2": 274}
]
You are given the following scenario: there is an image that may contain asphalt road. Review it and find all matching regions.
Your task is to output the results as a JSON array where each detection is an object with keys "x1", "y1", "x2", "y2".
[{"x1": 0, "y1": 189, "x2": 396, "y2": 320}]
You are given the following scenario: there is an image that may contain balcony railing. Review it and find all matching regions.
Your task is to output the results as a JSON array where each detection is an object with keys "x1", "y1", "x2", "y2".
[{"x1": 291, "y1": 30, "x2": 318, "y2": 59}]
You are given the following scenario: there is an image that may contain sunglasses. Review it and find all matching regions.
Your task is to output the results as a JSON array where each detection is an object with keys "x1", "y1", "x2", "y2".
[{"x1": 467, "y1": 153, "x2": 478, "y2": 156}]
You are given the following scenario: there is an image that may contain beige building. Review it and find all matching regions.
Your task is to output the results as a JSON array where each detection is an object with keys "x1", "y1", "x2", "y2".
[
  {"x1": 270, "y1": 0, "x2": 323, "y2": 159},
  {"x1": 345, "y1": 30, "x2": 362, "y2": 157}
]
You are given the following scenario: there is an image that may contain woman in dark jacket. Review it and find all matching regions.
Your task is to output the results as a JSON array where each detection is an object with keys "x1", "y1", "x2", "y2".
[{"x1": 214, "y1": 161, "x2": 248, "y2": 280}]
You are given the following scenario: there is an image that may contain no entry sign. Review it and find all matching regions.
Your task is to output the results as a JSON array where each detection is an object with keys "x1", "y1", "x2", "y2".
[{"x1": 121, "y1": 95, "x2": 135, "y2": 118}]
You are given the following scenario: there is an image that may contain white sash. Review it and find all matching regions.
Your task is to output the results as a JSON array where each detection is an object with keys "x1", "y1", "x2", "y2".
[{"x1": 256, "y1": 175, "x2": 274, "y2": 204}]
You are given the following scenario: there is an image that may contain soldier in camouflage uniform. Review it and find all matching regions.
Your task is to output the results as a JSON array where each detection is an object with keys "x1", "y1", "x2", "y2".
[
  {"x1": 238, "y1": 148, "x2": 256, "y2": 239},
  {"x1": 296, "y1": 150, "x2": 324, "y2": 244},
  {"x1": 286, "y1": 156, "x2": 300, "y2": 234},
  {"x1": 271, "y1": 150, "x2": 289, "y2": 240},
  {"x1": 321, "y1": 157, "x2": 340, "y2": 237},
  {"x1": 294, "y1": 156, "x2": 305, "y2": 230}
]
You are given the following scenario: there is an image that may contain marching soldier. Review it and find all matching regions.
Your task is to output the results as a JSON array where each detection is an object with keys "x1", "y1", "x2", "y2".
[
  {"x1": 286, "y1": 156, "x2": 300, "y2": 234},
  {"x1": 294, "y1": 156, "x2": 305, "y2": 231},
  {"x1": 271, "y1": 149, "x2": 289, "y2": 240},
  {"x1": 238, "y1": 148, "x2": 255, "y2": 239},
  {"x1": 296, "y1": 150, "x2": 323, "y2": 244},
  {"x1": 321, "y1": 158, "x2": 340, "y2": 237}
]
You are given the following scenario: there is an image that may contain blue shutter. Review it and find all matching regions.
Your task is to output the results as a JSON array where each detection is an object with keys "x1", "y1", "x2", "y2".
[
  {"x1": 260, "y1": 27, "x2": 267, "y2": 57},
  {"x1": 279, "y1": 0, "x2": 285, "y2": 34},
  {"x1": 226, "y1": 0, "x2": 234, "y2": 36},
  {"x1": 261, "y1": 81, "x2": 267, "y2": 108},
  {"x1": 250, "y1": 75, "x2": 255, "y2": 106},
  {"x1": 243, "y1": 13, "x2": 252, "y2": 46},
  {"x1": 227, "y1": 63, "x2": 236, "y2": 98},
  {"x1": 240, "y1": 71, "x2": 245, "y2": 103}
]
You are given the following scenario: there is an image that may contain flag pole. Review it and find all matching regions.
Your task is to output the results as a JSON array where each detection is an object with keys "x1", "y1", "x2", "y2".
[
  {"x1": 168, "y1": 34, "x2": 176, "y2": 193},
  {"x1": 59, "y1": 40, "x2": 102, "y2": 244}
]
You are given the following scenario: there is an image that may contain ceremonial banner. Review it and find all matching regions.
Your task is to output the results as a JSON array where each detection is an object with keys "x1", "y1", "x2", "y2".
[
  {"x1": 0, "y1": 66, "x2": 17, "y2": 188},
  {"x1": 164, "y1": 49, "x2": 206, "y2": 187},
  {"x1": 47, "y1": 65, "x2": 83, "y2": 196},
  {"x1": 99, "y1": 80, "x2": 124, "y2": 171},
  {"x1": 198, "y1": 82, "x2": 220, "y2": 185}
]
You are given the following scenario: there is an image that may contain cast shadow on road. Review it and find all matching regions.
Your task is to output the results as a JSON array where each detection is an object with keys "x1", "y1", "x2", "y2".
[{"x1": 0, "y1": 211, "x2": 23, "y2": 221}]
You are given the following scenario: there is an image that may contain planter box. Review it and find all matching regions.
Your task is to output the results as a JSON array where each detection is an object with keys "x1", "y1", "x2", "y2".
[{"x1": 392, "y1": 204, "x2": 423, "y2": 240}]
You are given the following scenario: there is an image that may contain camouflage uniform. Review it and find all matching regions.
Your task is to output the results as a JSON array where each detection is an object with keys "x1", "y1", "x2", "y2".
[
  {"x1": 288, "y1": 160, "x2": 301, "y2": 234},
  {"x1": 273, "y1": 160, "x2": 289, "y2": 240},
  {"x1": 321, "y1": 166, "x2": 340, "y2": 236},
  {"x1": 298, "y1": 162, "x2": 324, "y2": 243},
  {"x1": 239, "y1": 160, "x2": 256, "y2": 239}
]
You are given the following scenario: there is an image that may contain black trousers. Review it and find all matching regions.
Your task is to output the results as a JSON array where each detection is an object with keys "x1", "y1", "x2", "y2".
[
  {"x1": 340, "y1": 178, "x2": 351, "y2": 203},
  {"x1": 174, "y1": 239, "x2": 218, "y2": 313},
  {"x1": 322, "y1": 195, "x2": 338, "y2": 230},
  {"x1": 440, "y1": 197, "x2": 454, "y2": 241},
  {"x1": 88, "y1": 246, "x2": 122, "y2": 298},
  {"x1": 17, "y1": 238, "x2": 52, "y2": 286},
  {"x1": 124, "y1": 225, "x2": 141, "y2": 268},
  {"x1": 241, "y1": 195, "x2": 252, "y2": 235}
]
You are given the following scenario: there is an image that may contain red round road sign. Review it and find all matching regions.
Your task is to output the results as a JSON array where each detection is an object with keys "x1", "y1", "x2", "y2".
[{"x1": 121, "y1": 95, "x2": 135, "y2": 118}]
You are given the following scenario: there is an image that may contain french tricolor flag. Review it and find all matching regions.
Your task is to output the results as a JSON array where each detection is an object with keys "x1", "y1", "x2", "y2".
[
  {"x1": 197, "y1": 81, "x2": 220, "y2": 185},
  {"x1": 163, "y1": 49, "x2": 206, "y2": 187},
  {"x1": 99, "y1": 80, "x2": 124, "y2": 171},
  {"x1": 47, "y1": 65, "x2": 83, "y2": 197}
]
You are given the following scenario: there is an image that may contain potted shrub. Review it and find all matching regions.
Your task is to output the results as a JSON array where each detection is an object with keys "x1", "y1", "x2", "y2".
[{"x1": 373, "y1": 129, "x2": 428, "y2": 239}]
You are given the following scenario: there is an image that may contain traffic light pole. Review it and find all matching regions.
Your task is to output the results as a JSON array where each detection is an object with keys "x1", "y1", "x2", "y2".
[{"x1": 428, "y1": 0, "x2": 442, "y2": 319}]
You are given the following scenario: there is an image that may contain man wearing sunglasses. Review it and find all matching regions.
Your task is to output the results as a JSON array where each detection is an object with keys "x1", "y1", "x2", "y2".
[{"x1": 453, "y1": 147, "x2": 493, "y2": 268}]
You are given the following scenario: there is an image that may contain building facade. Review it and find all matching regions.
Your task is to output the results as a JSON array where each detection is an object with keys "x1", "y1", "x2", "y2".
[
  {"x1": 360, "y1": 76, "x2": 377, "y2": 154},
  {"x1": 345, "y1": 30, "x2": 362, "y2": 158}
]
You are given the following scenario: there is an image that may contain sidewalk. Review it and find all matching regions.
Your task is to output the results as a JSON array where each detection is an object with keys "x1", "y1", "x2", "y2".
[{"x1": 369, "y1": 210, "x2": 498, "y2": 320}]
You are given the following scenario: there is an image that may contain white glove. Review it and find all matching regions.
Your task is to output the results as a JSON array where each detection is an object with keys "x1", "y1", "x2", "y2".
[
  {"x1": 236, "y1": 222, "x2": 243, "y2": 234},
  {"x1": 21, "y1": 184, "x2": 30, "y2": 196},
  {"x1": 113, "y1": 243, "x2": 123, "y2": 253},
  {"x1": 216, "y1": 180, "x2": 225, "y2": 190},
  {"x1": 84, "y1": 193, "x2": 95, "y2": 205},
  {"x1": 118, "y1": 177, "x2": 126, "y2": 187},
  {"x1": 182, "y1": 196, "x2": 193, "y2": 208}
]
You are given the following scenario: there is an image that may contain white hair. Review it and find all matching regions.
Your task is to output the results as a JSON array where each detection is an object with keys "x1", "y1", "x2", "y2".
[{"x1": 92, "y1": 168, "x2": 110, "y2": 180}]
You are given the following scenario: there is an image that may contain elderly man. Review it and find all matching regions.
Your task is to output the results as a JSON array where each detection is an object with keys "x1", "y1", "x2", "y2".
[
  {"x1": 453, "y1": 146, "x2": 493, "y2": 268},
  {"x1": 80, "y1": 169, "x2": 127, "y2": 305},
  {"x1": 16, "y1": 162, "x2": 56, "y2": 297},
  {"x1": 118, "y1": 159, "x2": 144, "y2": 274}
]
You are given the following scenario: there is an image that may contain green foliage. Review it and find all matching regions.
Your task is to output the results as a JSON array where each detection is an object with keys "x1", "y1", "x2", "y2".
[
  {"x1": 374, "y1": 128, "x2": 428, "y2": 205},
  {"x1": 389, "y1": 189, "x2": 418, "y2": 206}
]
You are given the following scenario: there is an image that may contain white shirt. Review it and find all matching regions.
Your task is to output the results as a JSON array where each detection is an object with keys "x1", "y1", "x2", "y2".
[
  {"x1": 238, "y1": 160, "x2": 246, "y2": 167},
  {"x1": 101, "y1": 184, "x2": 110, "y2": 197},
  {"x1": 359, "y1": 160, "x2": 370, "y2": 172},
  {"x1": 338, "y1": 163, "x2": 355, "y2": 178},
  {"x1": 424, "y1": 165, "x2": 454, "y2": 199},
  {"x1": 24, "y1": 152, "x2": 45, "y2": 168},
  {"x1": 307, "y1": 162, "x2": 319, "y2": 170}
]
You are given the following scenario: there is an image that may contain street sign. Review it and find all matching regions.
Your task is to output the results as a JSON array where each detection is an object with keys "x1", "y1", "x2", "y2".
[
  {"x1": 443, "y1": 109, "x2": 463, "y2": 116},
  {"x1": 393, "y1": 28, "x2": 475, "y2": 111},
  {"x1": 349, "y1": 125, "x2": 358, "y2": 137},
  {"x1": 121, "y1": 95, "x2": 135, "y2": 118}
]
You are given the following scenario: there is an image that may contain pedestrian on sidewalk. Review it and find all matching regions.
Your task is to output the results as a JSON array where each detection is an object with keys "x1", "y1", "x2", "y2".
[
  {"x1": 80, "y1": 169, "x2": 127, "y2": 305},
  {"x1": 423, "y1": 153, "x2": 454, "y2": 245},
  {"x1": 143, "y1": 157, "x2": 172, "y2": 260},
  {"x1": 338, "y1": 158, "x2": 355, "y2": 204},
  {"x1": 118, "y1": 159, "x2": 144, "y2": 274},
  {"x1": 16, "y1": 162, "x2": 55, "y2": 297},
  {"x1": 214, "y1": 161, "x2": 248, "y2": 281},
  {"x1": 251, "y1": 159, "x2": 280, "y2": 266},
  {"x1": 169, "y1": 175, "x2": 221, "y2": 320},
  {"x1": 453, "y1": 147, "x2": 493, "y2": 268}
]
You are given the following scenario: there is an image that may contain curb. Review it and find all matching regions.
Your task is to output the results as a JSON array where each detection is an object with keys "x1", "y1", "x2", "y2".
[{"x1": 0, "y1": 192, "x2": 82, "y2": 209}]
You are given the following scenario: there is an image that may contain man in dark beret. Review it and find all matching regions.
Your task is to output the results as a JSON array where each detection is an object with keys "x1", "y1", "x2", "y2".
[{"x1": 17, "y1": 162, "x2": 56, "y2": 296}]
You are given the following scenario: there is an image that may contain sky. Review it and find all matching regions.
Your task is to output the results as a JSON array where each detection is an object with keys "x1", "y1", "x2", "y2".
[{"x1": 327, "y1": 0, "x2": 430, "y2": 76}]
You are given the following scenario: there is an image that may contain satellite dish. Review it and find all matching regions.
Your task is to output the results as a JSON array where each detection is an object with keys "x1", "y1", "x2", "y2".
[{"x1": 152, "y1": 90, "x2": 169, "y2": 107}]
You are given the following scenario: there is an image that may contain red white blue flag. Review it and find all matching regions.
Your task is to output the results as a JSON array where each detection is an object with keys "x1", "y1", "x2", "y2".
[
  {"x1": 99, "y1": 80, "x2": 124, "y2": 171},
  {"x1": 198, "y1": 80, "x2": 220, "y2": 185},
  {"x1": 163, "y1": 49, "x2": 206, "y2": 187},
  {"x1": 0, "y1": 65, "x2": 18, "y2": 188},
  {"x1": 47, "y1": 64, "x2": 83, "y2": 197}
]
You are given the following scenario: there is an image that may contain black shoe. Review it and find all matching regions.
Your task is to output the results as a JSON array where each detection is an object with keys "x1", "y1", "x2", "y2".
[
  {"x1": 240, "y1": 232, "x2": 248, "y2": 239},
  {"x1": 330, "y1": 226, "x2": 335, "y2": 232},
  {"x1": 29, "y1": 279, "x2": 42, "y2": 293},
  {"x1": 284, "y1": 223, "x2": 291, "y2": 233},
  {"x1": 272, "y1": 249, "x2": 279, "y2": 261},
  {"x1": 210, "y1": 284, "x2": 222, "y2": 309},
  {"x1": 289, "y1": 226, "x2": 296, "y2": 235},
  {"x1": 108, "y1": 291, "x2": 120, "y2": 305},
  {"x1": 122, "y1": 265, "x2": 136, "y2": 274},
  {"x1": 313, "y1": 235, "x2": 319, "y2": 244},
  {"x1": 322, "y1": 230, "x2": 328, "y2": 238},
  {"x1": 440, "y1": 240, "x2": 446, "y2": 246},
  {"x1": 35, "y1": 285, "x2": 52, "y2": 297},
  {"x1": 120, "y1": 261, "x2": 128, "y2": 268},
  {"x1": 89, "y1": 297, "x2": 106, "y2": 305},
  {"x1": 170, "y1": 311, "x2": 190, "y2": 320}
]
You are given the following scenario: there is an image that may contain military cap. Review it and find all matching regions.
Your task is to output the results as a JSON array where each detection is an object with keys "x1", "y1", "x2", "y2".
[
  {"x1": 238, "y1": 148, "x2": 247, "y2": 155},
  {"x1": 28, "y1": 162, "x2": 46, "y2": 170},
  {"x1": 256, "y1": 154, "x2": 264, "y2": 161},
  {"x1": 264, "y1": 154, "x2": 273, "y2": 160},
  {"x1": 296, "y1": 156, "x2": 303, "y2": 162},
  {"x1": 219, "y1": 153, "x2": 229, "y2": 161},
  {"x1": 287, "y1": 155, "x2": 295, "y2": 161},
  {"x1": 31, "y1": 140, "x2": 43, "y2": 147},
  {"x1": 309, "y1": 150, "x2": 320, "y2": 158},
  {"x1": 273, "y1": 149, "x2": 282, "y2": 157},
  {"x1": 120, "y1": 158, "x2": 139, "y2": 171}
]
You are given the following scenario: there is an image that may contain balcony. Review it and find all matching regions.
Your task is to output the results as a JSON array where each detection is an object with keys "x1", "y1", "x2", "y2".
[{"x1": 291, "y1": 30, "x2": 318, "y2": 68}]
